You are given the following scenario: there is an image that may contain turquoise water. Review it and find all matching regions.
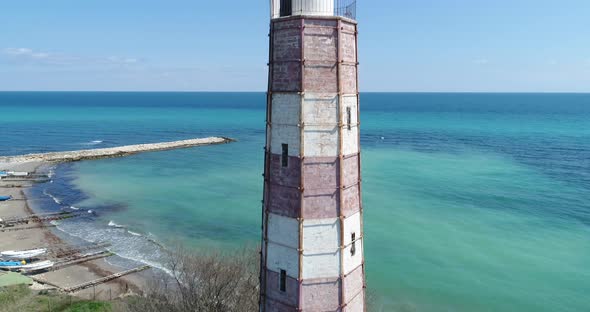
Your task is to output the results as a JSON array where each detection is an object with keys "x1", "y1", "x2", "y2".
[{"x1": 1, "y1": 92, "x2": 589, "y2": 311}]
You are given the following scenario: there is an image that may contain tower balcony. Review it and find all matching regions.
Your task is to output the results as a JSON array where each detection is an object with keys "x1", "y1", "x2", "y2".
[{"x1": 271, "y1": 0, "x2": 357, "y2": 20}]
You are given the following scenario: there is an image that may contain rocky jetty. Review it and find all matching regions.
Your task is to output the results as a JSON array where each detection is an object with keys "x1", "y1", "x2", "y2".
[{"x1": 0, "y1": 137, "x2": 235, "y2": 164}]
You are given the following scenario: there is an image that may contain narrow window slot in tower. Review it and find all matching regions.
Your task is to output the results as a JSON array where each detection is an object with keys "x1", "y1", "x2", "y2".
[
  {"x1": 281, "y1": 144, "x2": 289, "y2": 167},
  {"x1": 279, "y1": 269, "x2": 287, "y2": 292},
  {"x1": 351, "y1": 232, "x2": 356, "y2": 256},
  {"x1": 347, "y1": 107, "x2": 352, "y2": 130}
]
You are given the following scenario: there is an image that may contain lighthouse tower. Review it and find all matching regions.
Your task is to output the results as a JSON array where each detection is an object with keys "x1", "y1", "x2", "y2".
[{"x1": 260, "y1": 0, "x2": 365, "y2": 311}]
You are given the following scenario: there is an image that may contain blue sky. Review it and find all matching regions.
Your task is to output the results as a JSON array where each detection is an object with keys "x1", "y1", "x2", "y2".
[{"x1": 1, "y1": 0, "x2": 589, "y2": 92}]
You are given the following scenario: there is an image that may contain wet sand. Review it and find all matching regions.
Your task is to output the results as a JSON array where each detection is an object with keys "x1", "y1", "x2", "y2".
[{"x1": 0, "y1": 163, "x2": 145, "y2": 300}]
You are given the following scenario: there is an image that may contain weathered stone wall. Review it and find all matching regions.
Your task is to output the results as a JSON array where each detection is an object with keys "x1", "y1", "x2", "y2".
[
  {"x1": 272, "y1": 20, "x2": 302, "y2": 92},
  {"x1": 268, "y1": 213, "x2": 300, "y2": 250},
  {"x1": 301, "y1": 218, "x2": 340, "y2": 279},
  {"x1": 266, "y1": 269, "x2": 300, "y2": 307},
  {"x1": 301, "y1": 277, "x2": 341, "y2": 311},
  {"x1": 267, "y1": 242, "x2": 300, "y2": 279}
]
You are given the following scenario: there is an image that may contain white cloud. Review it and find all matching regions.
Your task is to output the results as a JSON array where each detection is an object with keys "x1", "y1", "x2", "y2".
[
  {"x1": 2, "y1": 47, "x2": 141, "y2": 67},
  {"x1": 473, "y1": 59, "x2": 489, "y2": 65},
  {"x1": 3, "y1": 48, "x2": 50, "y2": 59},
  {"x1": 106, "y1": 56, "x2": 139, "y2": 64}
]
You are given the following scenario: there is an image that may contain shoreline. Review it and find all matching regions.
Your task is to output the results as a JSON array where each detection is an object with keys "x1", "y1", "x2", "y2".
[
  {"x1": 0, "y1": 138, "x2": 234, "y2": 299},
  {"x1": 0, "y1": 161, "x2": 144, "y2": 299}
]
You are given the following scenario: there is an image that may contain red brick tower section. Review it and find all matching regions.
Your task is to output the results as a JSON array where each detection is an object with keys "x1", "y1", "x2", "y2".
[{"x1": 260, "y1": 12, "x2": 365, "y2": 312}]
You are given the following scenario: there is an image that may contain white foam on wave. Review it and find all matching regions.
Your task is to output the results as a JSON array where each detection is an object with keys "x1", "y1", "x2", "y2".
[
  {"x1": 54, "y1": 219, "x2": 174, "y2": 277},
  {"x1": 82, "y1": 140, "x2": 104, "y2": 146},
  {"x1": 43, "y1": 189, "x2": 61, "y2": 205},
  {"x1": 108, "y1": 220, "x2": 125, "y2": 228},
  {"x1": 38, "y1": 175, "x2": 172, "y2": 278},
  {"x1": 104, "y1": 252, "x2": 175, "y2": 277}
]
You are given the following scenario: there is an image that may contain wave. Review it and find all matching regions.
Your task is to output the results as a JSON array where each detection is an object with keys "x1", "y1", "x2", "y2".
[
  {"x1": 43, "y1": 189, "x2": 62, "y2": 205},
  {"x1": 34, "y1": 165, "x2": 173, "y2": 278},
  {"x1": 104, "y1": 251, "x2": 174, "y2": 277},
  {"x1": 126, "y1": 256, "x2": 174, "y2": 277},
  {"x1": 55, "y1": 218, "x2": 173, "y2": 277},
  {"x1": 82, "y1": 140, "x2": 104, "y2": 146},
  {"x1": 108, "y1": 220, "x2": 125, "y2": 228},
  {"x1": 108, "y1": 222, "x2": 145, "y2": 238}
]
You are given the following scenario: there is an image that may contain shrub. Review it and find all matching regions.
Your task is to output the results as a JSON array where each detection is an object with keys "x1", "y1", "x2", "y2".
[{"x1": 125, "y1": 246, "x2": 259, "y2": 312}]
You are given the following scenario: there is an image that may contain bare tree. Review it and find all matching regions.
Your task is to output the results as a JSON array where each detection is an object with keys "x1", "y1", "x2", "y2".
[{"x1": 125, "y1": 245, "x2": 260, "y2": 312}]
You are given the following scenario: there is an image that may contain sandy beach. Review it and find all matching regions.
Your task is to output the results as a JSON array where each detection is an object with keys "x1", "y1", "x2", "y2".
[
  {"x1": 0, "y1": 160, "x2": 147, "y2": 300},
  {"x1": 0, "y1": 138, "x2": 234, "y2": 300}
]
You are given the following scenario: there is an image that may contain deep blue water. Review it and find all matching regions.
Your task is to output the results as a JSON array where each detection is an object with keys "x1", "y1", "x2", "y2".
[{"x1": 1, "y1": 92, "x2": 589, "y2": 312}]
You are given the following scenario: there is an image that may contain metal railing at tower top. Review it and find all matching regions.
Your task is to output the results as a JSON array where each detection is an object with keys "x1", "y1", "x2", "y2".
[
  {"x1": 270, "y1": 0, "x2": 357, "y2": 20},
  {"x1": 335, "y1": 0, "x2": 356, "y2": 19}
]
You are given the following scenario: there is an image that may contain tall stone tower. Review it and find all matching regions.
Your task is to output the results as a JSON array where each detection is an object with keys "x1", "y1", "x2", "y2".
[{"x1": 260, "y1": 0, "x2": 365, "y2": 311}]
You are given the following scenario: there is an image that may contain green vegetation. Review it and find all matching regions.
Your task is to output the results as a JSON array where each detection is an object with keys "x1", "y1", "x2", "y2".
[
  {"x1": 0, "y1": 285, "x2": 111, "y2": 312},
  {"x1": 0, "y1": 284, "x2": 30, "y2": 306},
  {"x1": 63, "y1": 301, "x2": 111, "y2": 312}
]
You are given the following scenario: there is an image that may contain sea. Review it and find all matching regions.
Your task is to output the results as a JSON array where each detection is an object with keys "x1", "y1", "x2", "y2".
[{"x1": 0, "y1": 92, "x2": 589, "y2": 312}]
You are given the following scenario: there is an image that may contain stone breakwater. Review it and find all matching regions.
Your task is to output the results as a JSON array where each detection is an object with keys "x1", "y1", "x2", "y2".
[{"x1": 0, "y1": 137, "x2": 235, "y2": 164}]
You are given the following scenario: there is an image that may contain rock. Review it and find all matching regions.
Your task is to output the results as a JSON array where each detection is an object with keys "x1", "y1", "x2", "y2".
[{"x1": 0, "y1": 137, "x2": 235, "y2": 164}]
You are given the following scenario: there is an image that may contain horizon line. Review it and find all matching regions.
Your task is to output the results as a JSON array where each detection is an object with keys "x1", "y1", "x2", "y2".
[{"x1": 1, "y1": 90, "x2": 589, "y2": 94}]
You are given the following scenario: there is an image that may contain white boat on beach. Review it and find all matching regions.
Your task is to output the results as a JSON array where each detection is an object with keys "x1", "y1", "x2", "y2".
[
  {"x1": 0, "y1": 171, "x2": 29, "y2": 180},
  {"x1": 21, "y1": 260, "x2": 54, "y2": 272},
  {"x1": 7, "y1": 171, "x2": 29, "y2": 177},
  {"x1": 1, "y1": 248, "x2": 47, "y2": 260},
  {"x1": 0, "y1": 260, "x2": 54, "y2": 272}
]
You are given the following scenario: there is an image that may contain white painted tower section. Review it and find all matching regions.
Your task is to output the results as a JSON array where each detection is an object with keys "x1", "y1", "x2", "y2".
[
  {"x1": 271, "y1": 0, "x2": 335, "y2": 18},
  {"x1": 293, "y1": 0, "x2": 335, "y2": 16}
]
